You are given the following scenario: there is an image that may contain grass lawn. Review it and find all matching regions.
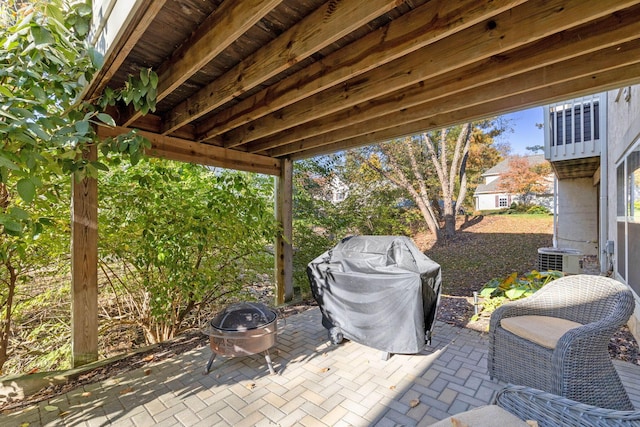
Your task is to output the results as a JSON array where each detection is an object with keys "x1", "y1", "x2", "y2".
[{"x1": 417, "y1": 214, "x2": 554, "y2": 297}]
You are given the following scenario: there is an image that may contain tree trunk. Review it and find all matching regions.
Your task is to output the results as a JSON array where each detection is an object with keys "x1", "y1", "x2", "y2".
[{"x1": 0, "y1": 259, "x2": 17, "y2": 373}]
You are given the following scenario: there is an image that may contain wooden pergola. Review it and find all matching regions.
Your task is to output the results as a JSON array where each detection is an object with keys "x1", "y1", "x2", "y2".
[{"x1": 73, "y1": 0, "x2": 640, "y2": 366}]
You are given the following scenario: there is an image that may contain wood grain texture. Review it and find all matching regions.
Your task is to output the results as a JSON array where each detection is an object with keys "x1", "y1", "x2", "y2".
[
  {"x1": 71, "y1": 145, "x2": 99, "y2": 368},
  {"x1": 275, "y1": 158, "x2": 293, "y2": 304}
]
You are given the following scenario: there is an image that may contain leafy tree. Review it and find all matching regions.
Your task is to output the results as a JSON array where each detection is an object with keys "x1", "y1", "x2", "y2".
[
  {"x1": 0, "y1": 0, "x2": 156, "y2": 372},
  {"x1": 498, "y1": 155, "x2": 553, "y2": 207},
  {"x1": 356, "y1": 121, "x2": 504, "y2": 241},
  {"x1": 98, "y1": 160, "x2": 278, "y2": 344}
]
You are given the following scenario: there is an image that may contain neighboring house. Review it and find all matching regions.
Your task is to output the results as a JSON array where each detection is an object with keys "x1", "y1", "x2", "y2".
[
  {"x1": 473, "y1": 155, "x2": 554, "y2": 211},
  {"x1": 543, "y1": 87, "x2": 640, "y2": 339},
  {"x1": 310, "y1": 175, "x2": 349, "y2": 204},
  {"x1": 329, "y1": 176, "x2": 349, "y2": 203}
]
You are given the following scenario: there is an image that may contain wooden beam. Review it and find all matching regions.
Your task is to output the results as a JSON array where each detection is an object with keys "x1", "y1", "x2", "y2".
[
  {"x1": 96, "y1": 126, "x2": 281, "y2": 176},
  {"x1": 291, "y1": 62, "x2": 640, "y2": 160},
  {"x1": 120, "y1": 0, "x2": 282, "y2": 126},
  {"x1": 162, "y1": 0, "x2": 401, "y2": 134},
  {"x1": 276, "y1": 40, "x2": 640, "y2": 156},
  {"x1": 261, "y1": 15, "x2": 640, "y2": 156},
  {"x1": 71, "y1": 145, "x2": 98, "y2": 368},
  {"x1": 275, "y1": 158, "x2": 293, "y2": 304},
  {"x1": 84, "y1": 0, "x2": 165, "y2": 100},
  {"x1": 195, "y1": 0, "x2": 527, "y2": 142},
  {"x1": 222, "y1": 0, "x2": 640, "y2": 147}
]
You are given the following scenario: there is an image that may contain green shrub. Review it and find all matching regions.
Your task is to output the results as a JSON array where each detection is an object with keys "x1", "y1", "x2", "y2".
[
  {"x1": 472, "y1": 270, "x2": 563, "y2": 321},
  {"x1": 526, "y1": 205, "x2": 550, "y2": 215}
]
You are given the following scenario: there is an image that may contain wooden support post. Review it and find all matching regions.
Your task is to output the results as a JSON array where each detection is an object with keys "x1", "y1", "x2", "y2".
[
  {"x1": 275, "y1": 158, "x2": 293, "y2": 305},
  {"x1": 71, "y1": 145, "x2": 99, "y2": 367}
]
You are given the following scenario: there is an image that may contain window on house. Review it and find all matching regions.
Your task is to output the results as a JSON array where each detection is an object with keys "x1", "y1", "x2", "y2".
[
  {"x1": 617, "y1": 145, "x2": 640, "y2": 293},
  {"x1": 498, "y1": 196, "x2": 508, "y2": 208}
]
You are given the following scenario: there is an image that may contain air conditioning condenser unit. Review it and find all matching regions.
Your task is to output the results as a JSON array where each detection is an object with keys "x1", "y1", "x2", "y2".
[{"x1": 537, "y1": 247, "x2": 583, "y2": 274}]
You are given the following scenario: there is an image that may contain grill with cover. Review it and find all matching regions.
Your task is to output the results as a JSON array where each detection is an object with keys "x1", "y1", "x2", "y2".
[{"x1": 307, "y1": 236, "x2": 442, "y2": 355}]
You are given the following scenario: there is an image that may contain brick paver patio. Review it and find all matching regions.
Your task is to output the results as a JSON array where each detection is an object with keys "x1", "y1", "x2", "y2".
[{"x1": 3, "y1": 307, "x2": 639, "y2": 426}]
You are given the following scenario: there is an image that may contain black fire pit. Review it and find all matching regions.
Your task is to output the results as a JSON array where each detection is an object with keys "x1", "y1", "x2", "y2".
[{"x1": 202, "y1": 302, "x2": 278, "y2": 375}]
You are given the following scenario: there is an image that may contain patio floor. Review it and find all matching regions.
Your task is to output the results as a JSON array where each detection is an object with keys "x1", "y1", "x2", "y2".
[{"x1": 4, "y1": 307, "x2": 640, "y2": 426}]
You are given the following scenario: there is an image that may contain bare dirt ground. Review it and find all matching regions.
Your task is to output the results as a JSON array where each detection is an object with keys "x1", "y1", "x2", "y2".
[{"x1": 1, "y1": 214, "x2": 638, "y2": 412}]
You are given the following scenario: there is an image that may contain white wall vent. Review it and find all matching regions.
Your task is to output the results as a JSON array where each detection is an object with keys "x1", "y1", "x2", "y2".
[{"x1": 537, "y1": 248, "x2": 583, "y2": 274}]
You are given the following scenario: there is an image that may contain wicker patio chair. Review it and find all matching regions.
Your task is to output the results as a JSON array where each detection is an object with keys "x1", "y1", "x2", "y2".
[
  {"x1": 488, "y1": 274, "x2": 635, "y2": 410},
  {"x1": 495, "y1": 384, "x2": 640, "y2": 427}
]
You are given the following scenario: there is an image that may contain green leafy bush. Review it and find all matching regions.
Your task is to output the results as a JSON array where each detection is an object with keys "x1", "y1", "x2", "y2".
[
  {"x1": 526, "y1": 205, "x2": 550, "y2": 215},
  {"x1": 472, "y1": 270, "x2": 563, "y2": 321}
]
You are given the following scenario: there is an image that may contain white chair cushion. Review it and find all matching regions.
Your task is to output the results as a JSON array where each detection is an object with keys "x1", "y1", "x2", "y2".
[
  {"x1": 500, "y1": 315, "x2": 582, "y2": 349},
  {"x1": 428, "y1": 405, "x2": 532, "y2": 427}
]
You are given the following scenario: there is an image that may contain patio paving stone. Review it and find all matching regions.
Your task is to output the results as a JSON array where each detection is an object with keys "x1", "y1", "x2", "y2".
[{"x1": 2, "y1": 306, "x2": 640, "y2": 426}]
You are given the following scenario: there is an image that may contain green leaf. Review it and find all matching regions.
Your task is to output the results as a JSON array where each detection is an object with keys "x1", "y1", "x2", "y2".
[
  {"x1": 0, "y1": 85, "x2": 14, "y2": 98},
  {"x1": 88, "y1": 47, "x2": 104, "y2": 69},
  {"x1": 91, "y1": 161, "x2": 110, "y2": 172},
  {"x1": 140, "y1": 69, "x2": 149, "y2": 86},
  {"x1": 9, "y1": 207, "x2": 30, "y2": 220},
  {"x1": 74, "y1": 19, "x2": 89, "y2": 37},
  {"x1": 0, "y1": 156, "x2": 20, "y2": 170},
  {"x1": 149, "y1": 71, "x2": 158, "y2": 89},
  {"x1": 96, "y1": 113, "x2": 116, "y2": 126},
  {"x1": 17, "y1": 178, "x2": 36, "y2": 203},
  {"x1": 505, "y1": 287, "x2": 527, "y2": 300},
  {"x1": 75, "y1": 120, "x2": 90, "y2": 135},
  {"x1": 3, "y1": 220, "x2": 23, "y2": 235},
  {"x1": 30, "y1": 26, "x2": 54, "y2": 47}
]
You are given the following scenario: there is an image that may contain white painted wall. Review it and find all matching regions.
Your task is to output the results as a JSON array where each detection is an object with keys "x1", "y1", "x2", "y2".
[
  {"x1": 556, "y1": 177, "x2": 598, "y2": 256},
  {"x1": 606, "y1": 85, "x2": 640, "y2": 339}
]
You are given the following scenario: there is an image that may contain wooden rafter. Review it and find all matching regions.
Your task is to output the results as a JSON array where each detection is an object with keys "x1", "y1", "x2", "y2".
[
  {"x1": 258, "y1": 10, "x2": 640, "y2": 156},
  {"x1": 195, "y1": 0, "x2": 528, "y2": 143},
  {"x1": 291, "y1": 62, "x2": 640, "y2": 160},
  {"x1": 120, "y1": 0, "x2": 283, "y2": 126},
  {"x1": 220, "y1": 0, "x2": 637, "y2": 149},
  {"x1": 160, "y1": 0, "x2": 402, "y2": 134}
]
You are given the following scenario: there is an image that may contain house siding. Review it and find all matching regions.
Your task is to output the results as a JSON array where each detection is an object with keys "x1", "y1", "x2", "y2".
[
  {"x1": 556, "y1": 177, "x2": 598, "y2": 256},
  {"x1": 606, "y1": 85, "x2": 640, "y2": 339}
]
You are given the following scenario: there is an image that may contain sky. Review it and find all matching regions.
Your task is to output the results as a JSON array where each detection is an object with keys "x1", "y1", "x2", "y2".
[{"x1": 498, "y1": 107, "x2": 545, "y2": 156}]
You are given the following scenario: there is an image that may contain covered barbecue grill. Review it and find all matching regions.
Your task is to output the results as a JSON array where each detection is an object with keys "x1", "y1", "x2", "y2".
[
  {"x1": 307, "y1": 236, "x2": 441, "y2": 355},
  {"x1": 202, "y1": 302, "x2": 278, "y2": 374}
]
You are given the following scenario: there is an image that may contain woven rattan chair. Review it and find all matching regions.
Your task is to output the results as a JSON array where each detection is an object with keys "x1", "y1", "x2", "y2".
[
  {"x1": 488, "y1": 274, "x2": 635, "y2": 410},
  {"x1": 495, "y1": 384, "x2": 640, "y2": 427}
]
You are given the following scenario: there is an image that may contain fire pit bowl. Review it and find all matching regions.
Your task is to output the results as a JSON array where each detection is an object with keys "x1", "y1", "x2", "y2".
[{"x1": 202, "y1": 302, "x2": 278, "y2": 374}]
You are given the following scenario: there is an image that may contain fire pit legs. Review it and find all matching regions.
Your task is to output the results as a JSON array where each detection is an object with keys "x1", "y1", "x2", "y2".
[
  {"x1": 205, "y1": 353, "x2": 216, "y2": 374},
  {"x1": 203, "y1": 351, "x2": 276, "y2": 375},
  {"x1": 264, "y1": 350, "x2": 276, "y2": 375}
]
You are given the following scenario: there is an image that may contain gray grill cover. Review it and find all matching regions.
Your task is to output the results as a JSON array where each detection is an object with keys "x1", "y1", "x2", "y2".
[{"x1": 307, "y1": 236, "x2": 442, "y2": 354}]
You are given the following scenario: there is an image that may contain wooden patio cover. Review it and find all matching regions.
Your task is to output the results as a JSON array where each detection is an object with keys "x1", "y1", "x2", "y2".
[{"x1": 73, "y1": 0, "x2": 640, "y2": 366}]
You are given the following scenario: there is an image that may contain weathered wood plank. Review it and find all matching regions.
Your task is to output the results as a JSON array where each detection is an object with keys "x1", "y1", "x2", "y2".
[
  {"x1": 195, "y1": 0, "x2": 527, "y2": 142},
  {"x1": 260, "y1": 10, "x2": 640, "y2": 155},
  {"x1": 223, "y1": 0, "x2": 639, "y2": 147},
  {"x1": 291, "y1": 62, "x2": 640, "y2": 160},
  {"x1": 71, "y1": 145, "x2": 99, "y2": 368},
  {"x1": 96, "y1": 126, "x2": 280, "y2": 175},
  {"x1": 85, "y1": 0, "x2": 164, "y2": 99},
  {"x1": 162, "y1": 0, "x2": 401, "y2": 134},
  {"x1": 274, "y1": 39, "x2": 640, "y2": 157},
  {"x1": 121, "y1": 0, "x2": 282, "y2": 126},
  {"x1": 275, "y1": 158, "x2": 293, "y2": 305}
]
